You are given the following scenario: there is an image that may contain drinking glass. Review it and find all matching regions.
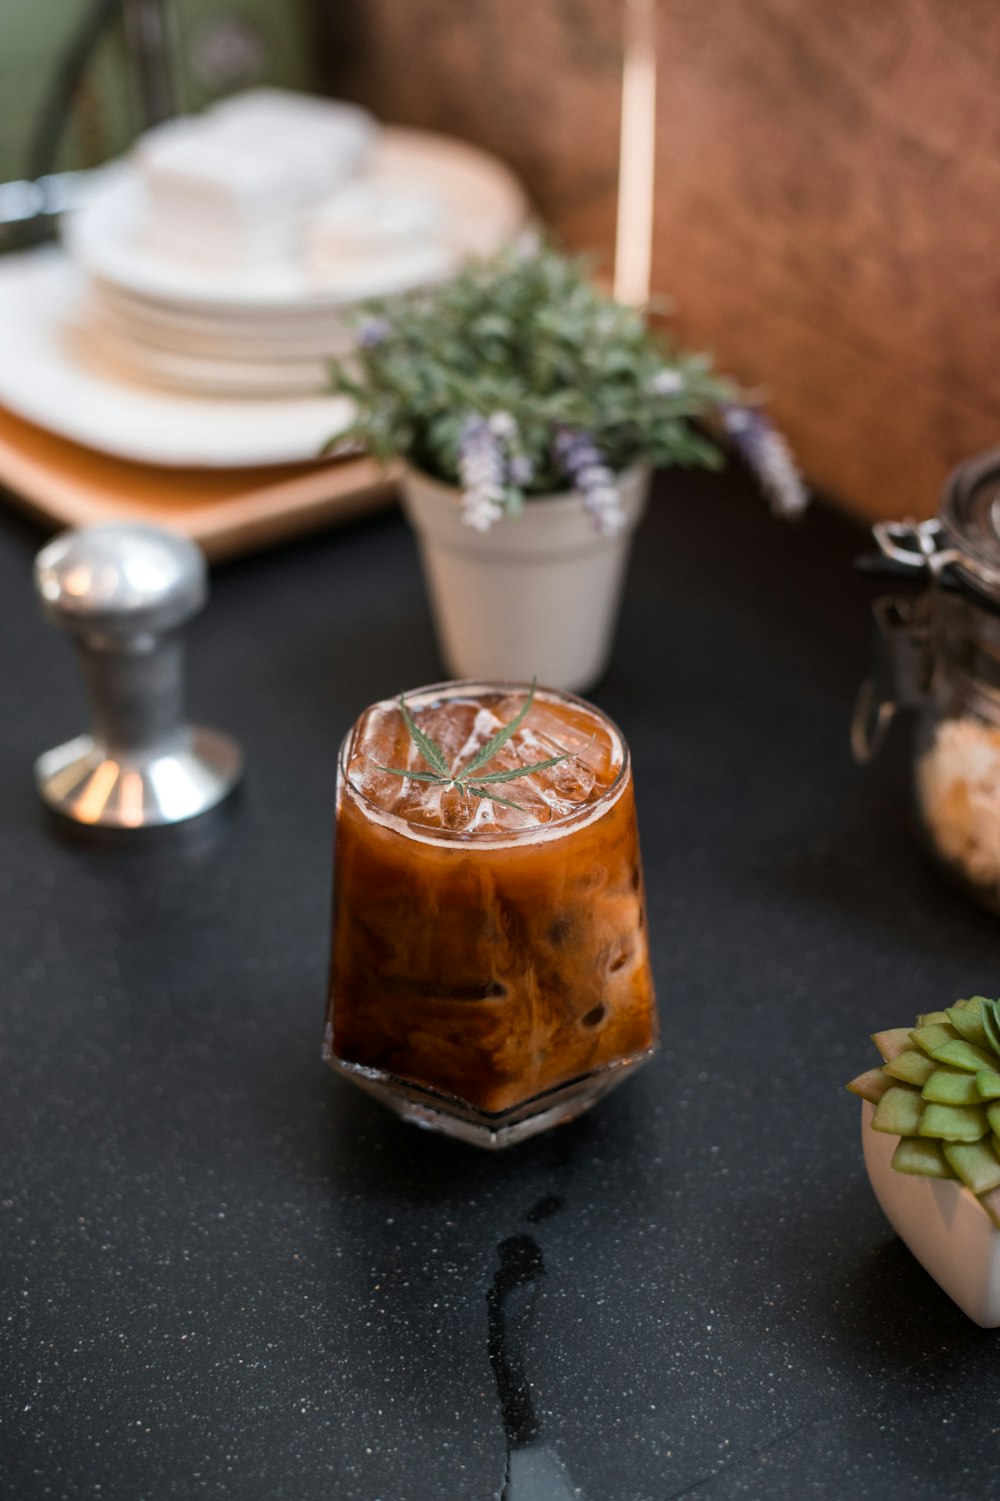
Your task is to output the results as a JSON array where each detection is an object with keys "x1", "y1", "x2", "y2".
[{"x1": 324, "y1": 681, "x2": 658, "y2": 1147}]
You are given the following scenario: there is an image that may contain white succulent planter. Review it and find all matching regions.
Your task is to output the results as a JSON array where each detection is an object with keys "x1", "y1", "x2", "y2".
[
  {"x1": 861, "y1": 1100, "x2": 1000, "y2": 1326},
  {"x1": 398, "y1": 463, "x2": 650, "y2": 695}
]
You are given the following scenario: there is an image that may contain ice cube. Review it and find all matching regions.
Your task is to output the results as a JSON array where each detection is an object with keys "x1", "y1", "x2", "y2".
[
  {"x1": 452, "y1": 704, "x2": 510, "y2": 770},
  {"x1": 392, "y1": 779, "x2": 550, "y2": 836},
  {"x1": 343, "y1": 690, "x2": 612, "y2": 834},
  {"x1": 495, "y1": 697, "x2": 618, "y2": 786},
  {"x1": 422, "y1": 699, "x2": 506, "y2": 772},
  {"x1": 531, "y1": 751, "x2": 597, "y2": 805}
]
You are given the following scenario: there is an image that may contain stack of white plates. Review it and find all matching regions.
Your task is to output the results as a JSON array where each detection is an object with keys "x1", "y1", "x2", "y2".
[
  {"x1": 0, "y1": 125, "x2": 529, "y2": 469},
  {"x1": 64, "y1": 128, "x2": 530, "y2": 400},
  {"x1": 82, "y1": 280, "x2": 354, "y2": 396}
]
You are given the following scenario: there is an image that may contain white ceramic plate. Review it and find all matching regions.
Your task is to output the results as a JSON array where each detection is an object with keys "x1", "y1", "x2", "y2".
[
  {"x1": 64, "y1": 128, "x2": 529, "y2": 314},
  {"x1": 86, "y1": 317, "x2": 329, "y2": 396},
  {"x1": 88, "y1": 286, "x2": 355, "y2": 360},
  {"x1": 0, "y1": 249, "x2": 354, "y2": 467}
]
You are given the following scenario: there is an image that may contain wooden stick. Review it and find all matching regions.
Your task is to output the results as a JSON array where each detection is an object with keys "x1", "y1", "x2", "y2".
[{"x1": 613, "y1": 0, "x2": 658, "y2": 308}]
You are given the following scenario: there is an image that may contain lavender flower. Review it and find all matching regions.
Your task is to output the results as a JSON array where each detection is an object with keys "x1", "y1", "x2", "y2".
[
  {"x1": 358, "y1": 316, "x2": 390, "y2": 349},
  {"x1": 487, "y1": 412, "x2": 517, "y2": 441},
  {"x1": 650, "y1": 367, "x2": 684, "y2": 397},
  {"x1": 492, "y1": 413, "x2": 534, "y2": 487},
  {"x1": 457, "y1": 415, "x2": 506, "y2": 531},
  {"x1": 553, "y1": 428, "x2": 626, "y2": 536},
  {"x1": 723, "y1": 405, "x2": 809, "y2": 518},
  {"x1": 508, "y1": 453, "x2": 534, "y2": 488},
  {"x1": 457, "y1": 411, "x2": 534, "y2": 530}
]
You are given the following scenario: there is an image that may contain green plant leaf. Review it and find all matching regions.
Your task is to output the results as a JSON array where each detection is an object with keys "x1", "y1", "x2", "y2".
[
  {"x1": 457, "y1": 679, "x2": 537, "y2": 777},
  {"x1": 981, "y1": 999, "x2": 1000, "y2": 1059},
  {"x1": 376, "y1": 766, "x2": 449, "y2": 783},
  {"x1": 855, "y1": 998, "x2": 1000, "y2": 1214},
  {"x1": 388, "y1": 679, "x2": 588, "y2": 814},
  {"x1": 466, "y1": 752, "x2": 571, "y2": 785},
  {"x1": 398, "y1": 694, "x2": 451, "y2": 777},
  {"x1": 466, "y1": 787, "x2": 526, "y2": 812},
  {"x1": 326, "y1": 241, "x2": 743, "y2": 489}
]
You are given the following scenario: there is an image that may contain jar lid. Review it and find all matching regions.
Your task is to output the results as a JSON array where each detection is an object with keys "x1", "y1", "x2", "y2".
[{"x1": 941, "y1": 448, "x2": 1000, "y2": 597}]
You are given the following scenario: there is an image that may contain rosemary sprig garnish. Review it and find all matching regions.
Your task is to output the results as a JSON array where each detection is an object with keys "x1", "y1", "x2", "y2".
[
  {"x1": 397, "y1": 694, "x2": 450, "y2": 778},
  {"x1": 377, "y1": 679, "x2": 573, "y2": 809}
]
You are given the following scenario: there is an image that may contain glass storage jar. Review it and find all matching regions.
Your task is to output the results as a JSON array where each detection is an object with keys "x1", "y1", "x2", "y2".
[{"x1": 853, "y1": 448, "x2": 1000, "y2": 914}]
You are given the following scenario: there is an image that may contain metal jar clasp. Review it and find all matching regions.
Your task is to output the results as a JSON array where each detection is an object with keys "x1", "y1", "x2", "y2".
[
  {"x1": 850, "y1": 517, "x2": 956, "y2": 763},
  {"x1": 851, "y1": 591, "x2": 933, "y2": 764},
  {"x1": 869, "y1": 518, "x2": 958, "y2": 578}
]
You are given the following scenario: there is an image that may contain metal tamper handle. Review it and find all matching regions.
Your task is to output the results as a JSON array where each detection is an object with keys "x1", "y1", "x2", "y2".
[{"x1": 34, "y1": 522, "x2": 244, "y2": 829}]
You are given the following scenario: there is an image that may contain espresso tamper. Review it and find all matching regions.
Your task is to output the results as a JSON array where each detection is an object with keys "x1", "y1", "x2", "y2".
[{"x1": 34, "y1": 522, "x2": 244, "y2": 829}]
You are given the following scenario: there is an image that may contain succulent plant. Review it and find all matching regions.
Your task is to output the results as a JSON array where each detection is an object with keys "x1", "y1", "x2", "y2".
[{"x1": 848, "y1": 996, "x2": 1000, "y2": 1226}]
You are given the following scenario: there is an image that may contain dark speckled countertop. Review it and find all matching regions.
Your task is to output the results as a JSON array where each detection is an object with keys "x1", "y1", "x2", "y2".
[{"x1": 3, "y1": 468, "x2": 1000, "y2": 1501}]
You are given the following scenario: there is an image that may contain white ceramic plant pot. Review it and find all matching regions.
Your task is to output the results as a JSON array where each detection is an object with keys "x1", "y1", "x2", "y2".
[
  {"x1": 861, "y1": 1101, "x2": 1000, "y2": 1326},
  {"x1": 398, "y1": 464, "x2": 650, "y2": 694}
]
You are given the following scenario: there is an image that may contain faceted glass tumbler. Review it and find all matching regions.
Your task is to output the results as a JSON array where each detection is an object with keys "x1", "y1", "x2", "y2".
[{"x1": 323, "y1": 681, "x2": 658, "y2": 1148}]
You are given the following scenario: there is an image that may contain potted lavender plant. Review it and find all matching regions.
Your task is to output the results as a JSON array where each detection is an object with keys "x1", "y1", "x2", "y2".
[{"x1": 333, "y1": 243, "x2": 805, "y2": 692}]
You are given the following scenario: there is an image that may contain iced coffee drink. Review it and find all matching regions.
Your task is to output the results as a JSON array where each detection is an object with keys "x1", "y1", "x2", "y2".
[{"x1": 324, "y1": 681, "x2": 657, "y2": 1146}]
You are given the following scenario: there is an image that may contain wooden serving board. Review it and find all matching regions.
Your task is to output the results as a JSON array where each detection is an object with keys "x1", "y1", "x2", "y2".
[{"x1": 0, "y1": 404, "x2": 398, "y2": 562}]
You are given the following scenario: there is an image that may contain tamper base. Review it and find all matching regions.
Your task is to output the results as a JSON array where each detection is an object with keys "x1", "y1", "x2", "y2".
[{"x1": 35, "y1": 726, "x2": 243, "y2": 828}]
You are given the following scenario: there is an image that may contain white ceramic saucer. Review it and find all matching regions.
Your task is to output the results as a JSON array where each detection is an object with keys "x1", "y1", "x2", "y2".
[{"x1": 0, "y1": 249, "x2": 354, "y2": 468}]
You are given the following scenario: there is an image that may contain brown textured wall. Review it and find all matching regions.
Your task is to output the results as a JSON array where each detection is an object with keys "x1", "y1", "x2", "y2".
[{"x1": 320, "y1": 0, "x2": 1000, "y2": 521}]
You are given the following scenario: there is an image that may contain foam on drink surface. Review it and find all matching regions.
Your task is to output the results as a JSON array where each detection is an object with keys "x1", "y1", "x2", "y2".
[{"x1": 344, "y1": 687, "x2": 624, "y2": 838}]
